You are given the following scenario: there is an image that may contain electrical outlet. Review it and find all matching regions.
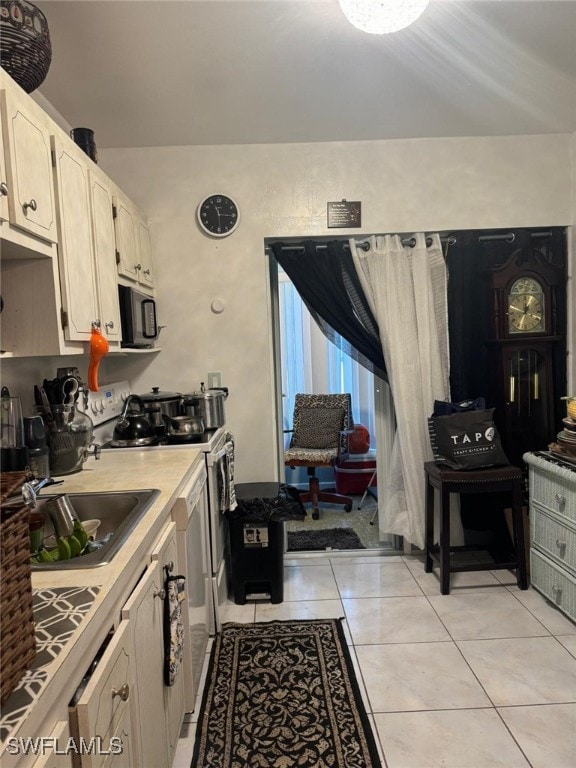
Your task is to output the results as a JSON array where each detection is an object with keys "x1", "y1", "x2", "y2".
[{"x1": 208, "y1": 371, "x2": 222, "y2": 389}]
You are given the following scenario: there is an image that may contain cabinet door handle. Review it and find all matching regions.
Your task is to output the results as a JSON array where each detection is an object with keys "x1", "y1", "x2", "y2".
[
  {"x1": 165, "y1": 560, "x2": 174, "y2": 573},
  {"x1": 112, "y1": 683, "x2": 130, "y2": 701},
  {"x1": 153, "y1": 588, "x2": 166, "y2": 600},
  {"x1": 555, "y1": 493, "x2": 566, "y2": 507},
  {"x1": 105, "y1": 320, "x2": 115, "y2": 332},
  {"x1": 135, "y1": 263, "x2": 142, "y2": 271},
  {"x1": 556, "y1": 539, "x2": 567, "y2": 555},
  {"x1": 0, "y1": 182, "x2": 8, "y2": 196},
  {"x1": 552, "y1": 585, "x2": 562, "y2": 604},
  {"x1": 143, "y1": 269, "x2": 151, "y2": 276},
  {"x1": 22, "y1": 198, "x2": 37, "y2": 212}
]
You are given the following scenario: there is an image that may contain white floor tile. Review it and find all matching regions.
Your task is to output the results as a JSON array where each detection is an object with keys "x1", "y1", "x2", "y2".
[
  {"x1": 556, "y1": 634, "x2": 576, "y2": 657},
  {"x1": 457, "y1": 636, "x2": 576, "y2": 705},
  {"x1": 173, "y1": 720, "x2": 197, "y2": 767},
  {"x1": 344, "y1": 642, "x2": 372, "y2": 714},
  {"x1": 356, "y1": 642, "x2": 491, "y2": 712},
  {"x1": 282, "y1": 564, "x2": 340, "y2": 601},
  {"x1": 255, "y1": 598, "x2": 344, "y2": 622},
  {"x1": 374, "y1": 708, "x2": 530, "y2": 768},
  {"x1": 428, "y1": 591, "x2": 550, "y2": 640},
  {"x1": 219, "y1": 600, "x2": 255, "y2": 624},
  {"x1": 404, "y1": 558, "x2": 508, "y2": 594},
  {"x1": 498, "y1": 703, "x2": 576, "y2": 768},
  {"x1": 284, "y1": 556, "x2": 332, "y2": 566},
  {"x1": 343, "y1": 596, "x2": 451, "y2": 644},
  {"x1": 508, "y1": 587, "x2": 576, "y2": 635},
  {"x1": 332, "y1": 561, "x2": 423, "y2": 598}
]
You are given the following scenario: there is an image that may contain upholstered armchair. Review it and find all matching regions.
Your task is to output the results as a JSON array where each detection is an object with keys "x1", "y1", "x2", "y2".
[{"x1": 284, "y1": 393, "x2": 353, "y2": 519}]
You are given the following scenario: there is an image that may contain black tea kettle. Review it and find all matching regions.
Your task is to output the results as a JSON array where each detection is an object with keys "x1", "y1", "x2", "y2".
[{"x1": 111, "y1": 395, "x2": 157, "y2": 447}]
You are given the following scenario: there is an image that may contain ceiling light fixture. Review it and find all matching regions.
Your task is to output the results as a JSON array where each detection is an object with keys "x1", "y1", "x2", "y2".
[{"x1": 338, "y1": 0, "x2": 429, "y2": 35}]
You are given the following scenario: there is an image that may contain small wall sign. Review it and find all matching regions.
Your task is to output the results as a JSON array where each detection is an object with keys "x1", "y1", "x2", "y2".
[{"x1": 327, "y1": 200, "x2": 362, "y2": 229}]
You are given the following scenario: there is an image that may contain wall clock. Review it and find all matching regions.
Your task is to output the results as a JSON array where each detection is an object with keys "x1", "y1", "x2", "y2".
[{"x1": 196, "y1": 194, "x2": 240, "y2": 238}]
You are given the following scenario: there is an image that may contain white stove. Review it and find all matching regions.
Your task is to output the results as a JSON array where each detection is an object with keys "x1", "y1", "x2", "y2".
[
  {"x1": 86, "y1": 381, "x2": 223, "y2": 453},
  {"x1": 86, "y1": 381, "x2": 234, "y2": 634},
  {"x1": 86, "y1": 380, "x2": 131, "y2": 444}
]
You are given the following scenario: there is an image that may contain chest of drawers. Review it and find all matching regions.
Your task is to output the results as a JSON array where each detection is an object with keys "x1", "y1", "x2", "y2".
[{"x1": 525, "y1": 452, "x2": 576, "y2": 624}]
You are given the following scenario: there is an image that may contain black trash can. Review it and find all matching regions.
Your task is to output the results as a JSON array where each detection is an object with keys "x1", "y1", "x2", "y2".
[{"x1": 227, "y1": 482, "x2": 305, "y2": 605}]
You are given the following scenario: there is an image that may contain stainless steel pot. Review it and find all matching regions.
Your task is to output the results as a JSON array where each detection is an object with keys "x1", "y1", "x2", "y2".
[
  {"x1": 182, "y1": 385, "x2": 227, "y2": 429},
  {"x1": 137, "y1": 387, "x2": 182, "y2": 428},
  {"x1": 162, "y1": 414, "x2": 205, "y2": 439}
]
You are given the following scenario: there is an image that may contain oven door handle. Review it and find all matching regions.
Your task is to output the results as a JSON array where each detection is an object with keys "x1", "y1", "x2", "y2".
[{"x1": 207, "y1": 447, "x2": 228, "y2": 466}]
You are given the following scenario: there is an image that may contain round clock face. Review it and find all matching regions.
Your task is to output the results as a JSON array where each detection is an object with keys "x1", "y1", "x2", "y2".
[
  {"x1": 508, "y1": 277, "x2": 545, "y2": 334},
  {"x1": 197, "y1": 195, "x2": 239, "y2": 238}
]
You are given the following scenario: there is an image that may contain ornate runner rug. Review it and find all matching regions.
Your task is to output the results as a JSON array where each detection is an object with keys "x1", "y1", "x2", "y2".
[
  {"x1": 287, "y1": 528, "x2": 365, "y2": 551},
  {"x1": 191, "y1": 619, "x2": 381, "y2": 767}
]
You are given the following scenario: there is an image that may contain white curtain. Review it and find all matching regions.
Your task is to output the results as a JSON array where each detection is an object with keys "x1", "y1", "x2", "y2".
[
  {"x1": 278, "y1": 270, "x2": 376, "y2": 443},
  {"x1": 350, "y1": 233, "x2": 462, "y2": 549}
]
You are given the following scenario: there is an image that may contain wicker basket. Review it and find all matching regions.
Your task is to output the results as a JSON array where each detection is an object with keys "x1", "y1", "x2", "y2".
[
  {"x1": 1, "y1": 471, "x2": 36, "y2": 705},
  {"x1": 0, "y1": 0, "x2": 52, "y2": 93}
]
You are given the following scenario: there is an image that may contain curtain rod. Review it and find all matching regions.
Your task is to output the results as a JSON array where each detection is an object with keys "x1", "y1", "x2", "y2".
[
  {"x1": 266, "y1": 235, "x2": 457, "y2": 254},
  {"x1": 478, "y1": 231, "x2": 553, "y2": 244}
]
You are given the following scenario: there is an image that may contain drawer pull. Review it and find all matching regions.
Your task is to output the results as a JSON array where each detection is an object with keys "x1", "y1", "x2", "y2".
[
  {"x1": 551, "y1": 585, "x2": 562, "y2": 604},
  {"x1": 556, "y1": 539, "x2": 567, "y2": 555},
  {"x1": 22, "y1": 198, "x2": 37, "y2": 212},
  {"x1": 554, "y1": 493, "x2": 566, "y2": 507},
  {"x1": 153, "y1": 588, "x2": 166, "y2": 600},
  {"x1": 0, "y1": 182, "x2": 8, "y2": 197},
  {"x1": 112, "y1": 683, "x2": 130, "y2": 702}
]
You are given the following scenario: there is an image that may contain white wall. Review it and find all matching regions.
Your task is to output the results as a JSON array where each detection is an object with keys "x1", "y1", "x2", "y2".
[{"x1": 2, "y1": 133, "x2": 574, "y2": 481}]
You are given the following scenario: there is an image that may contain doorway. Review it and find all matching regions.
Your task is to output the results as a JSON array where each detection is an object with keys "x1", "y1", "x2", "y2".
[{"x1": 270, "y1": 254, "x2": 394, "y2": 552}]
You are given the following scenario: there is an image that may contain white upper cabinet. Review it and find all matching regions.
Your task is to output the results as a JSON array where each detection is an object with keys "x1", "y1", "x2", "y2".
[
  {"x1": 114, "y1": 191, "x2": 155, "y2": 293},
  {"x1": 52, "y1": 134, "x2": 99, "y2": 341},
  {"x1": 0, "y1": 106, "x2": 8, "y2": 224},
  {"x1": 137, "y1": 217, "x2": 155, "y2": 290},
  {"x1": 52, "y1": 137, "x2": 123, "y2": 344},
  {"x1": 89, "y1": 169, "x2": 121, "y2": 341},
  {"x1": 0, "y1": 73, "x2": 57, "y2": 245}
]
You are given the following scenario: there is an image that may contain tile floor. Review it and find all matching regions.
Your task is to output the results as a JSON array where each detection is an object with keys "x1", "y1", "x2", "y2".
[{"x1": 174, "y1": 553, "x2": 576, "y2": 768}]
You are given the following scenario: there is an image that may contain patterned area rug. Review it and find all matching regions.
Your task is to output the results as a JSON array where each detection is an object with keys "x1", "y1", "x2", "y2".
[
  {"x1": 287, "y1": 527, "x2": 365, "y2": 551},
  {"x1": 191, "y1": 620, "x2": 382, "y2": 768}
]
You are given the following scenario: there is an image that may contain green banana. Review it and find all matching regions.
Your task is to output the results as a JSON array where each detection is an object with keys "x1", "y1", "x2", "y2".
[
  {"x1": 57, "y1": 536, "x2": 72, "y2": 561},
  {"x1": 73, "y1": 519, "x2": 89, "y2": 550},
  {"x1": 37, "y1": 548, "x2": 57, "y2": 564},
  {"x1": 68, "y1": 534, "x2": 82, "y2": 557}
]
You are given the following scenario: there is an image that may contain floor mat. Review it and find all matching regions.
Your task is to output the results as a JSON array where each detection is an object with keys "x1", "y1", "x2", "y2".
[
  {"x1": 191, "y1": 619, "x2": 382, "y2": 767},
  {"x1": 287, "y1": 527, "x2": 365, "y2": 551}
]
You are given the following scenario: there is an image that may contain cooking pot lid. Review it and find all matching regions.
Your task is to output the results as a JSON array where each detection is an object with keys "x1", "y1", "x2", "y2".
[
  {"x1": 184, "y1": 388, "x2": 225, "y2": 401},
  {"x1": 137, "y1": 387, "x2": 182, "y2": 402}
]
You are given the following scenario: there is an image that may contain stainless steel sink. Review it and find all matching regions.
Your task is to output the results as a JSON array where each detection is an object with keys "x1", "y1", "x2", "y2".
[{"x1": 31, "y1": 489, "x2": 160, "y2": 570}]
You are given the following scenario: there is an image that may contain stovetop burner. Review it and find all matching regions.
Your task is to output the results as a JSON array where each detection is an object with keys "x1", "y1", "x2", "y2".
[{"x1": 101, "y1": 429, "x2": 218, "y2": 450}]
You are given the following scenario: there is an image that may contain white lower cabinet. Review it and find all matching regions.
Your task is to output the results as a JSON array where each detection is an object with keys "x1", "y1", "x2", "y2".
[
  {"x1": 68, "y1": 621, "x2": 135, "y2": 768},
  {"x1": 122, "y1": 522, "x2": 184, "y2": 768},
  {"x1": 31, "y1": 721, "x2": 72, "y2": 768}
]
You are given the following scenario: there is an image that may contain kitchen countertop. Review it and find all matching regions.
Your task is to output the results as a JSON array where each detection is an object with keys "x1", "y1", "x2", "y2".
[{"x1": 1, "y1": 446, "x2": 204, "y2": 761}]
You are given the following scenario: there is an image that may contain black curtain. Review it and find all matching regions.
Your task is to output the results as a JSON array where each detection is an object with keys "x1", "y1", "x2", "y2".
[{"x1": 270, "y1": 240, "x2": 387, "y2": 381}]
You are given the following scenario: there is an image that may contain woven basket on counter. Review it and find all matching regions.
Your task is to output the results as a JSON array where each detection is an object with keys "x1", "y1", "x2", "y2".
[{"x1": 1, "y1": 470, "x2": 36, "y2": 705}]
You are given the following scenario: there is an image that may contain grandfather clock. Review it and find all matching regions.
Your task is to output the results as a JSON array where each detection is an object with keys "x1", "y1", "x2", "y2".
[{"x1": 486, "y1": 239, "x2": 566, "y2": 467}]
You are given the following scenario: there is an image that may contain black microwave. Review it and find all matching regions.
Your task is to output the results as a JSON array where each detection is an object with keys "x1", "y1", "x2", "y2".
[{"x1": 118, "y1": 285, "x2": 159, "y2": 348}]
